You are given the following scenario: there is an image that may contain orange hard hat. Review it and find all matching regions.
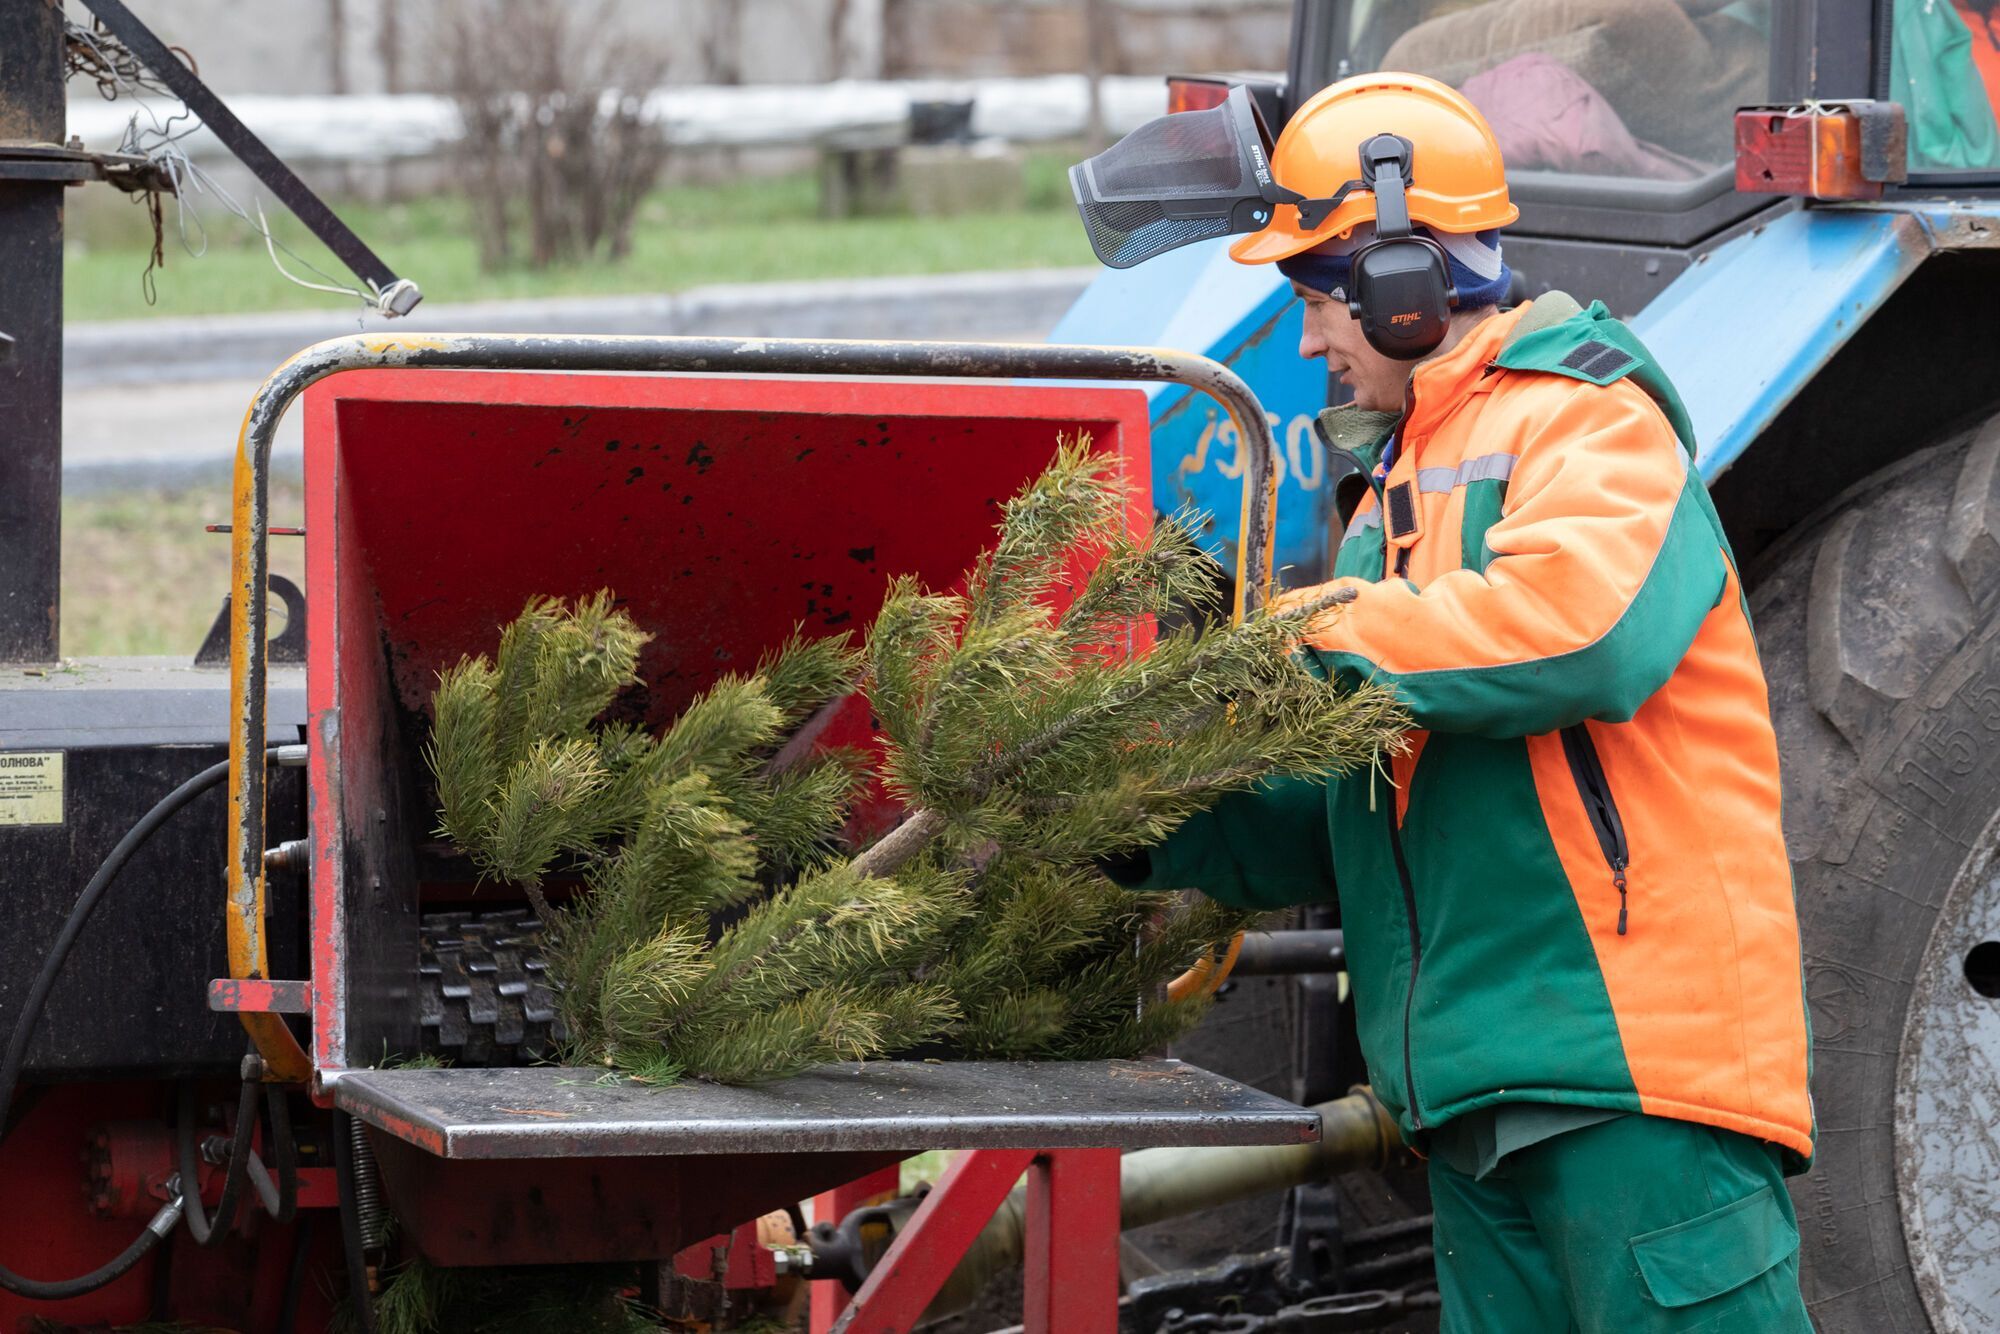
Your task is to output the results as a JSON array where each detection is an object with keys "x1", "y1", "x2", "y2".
[{"x1": 1231, "y1": 72, "x2": 1517, "y2": 266}]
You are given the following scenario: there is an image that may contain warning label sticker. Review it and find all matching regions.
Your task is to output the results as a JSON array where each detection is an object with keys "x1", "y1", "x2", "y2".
[{"x1": 0, "y1": 752, "x2": 64, "y2": 826}]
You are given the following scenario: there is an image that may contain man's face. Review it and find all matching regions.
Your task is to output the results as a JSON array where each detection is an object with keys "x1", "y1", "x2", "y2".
[{"x1": 1292, "y1": 280, "x2": 1410, "y2": 414}]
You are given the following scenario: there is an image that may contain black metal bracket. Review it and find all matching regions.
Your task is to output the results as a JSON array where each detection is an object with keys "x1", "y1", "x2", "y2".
[
  {"x1": 806, "y1": 1194, "x2": 923, "y2": 1290},
  {"x1": 196, "y1": 573, "x2": 306, "y2": 668},
  {"x1": 0, "y1": 139, "x2": 177, "y2": 192},
  {"x1": 72, "y1": 0, "x2": 421, "y2": 314}
]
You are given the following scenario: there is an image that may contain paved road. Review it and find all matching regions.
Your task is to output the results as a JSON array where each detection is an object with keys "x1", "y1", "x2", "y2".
[{"x1": 62, "y1": 268, "x2": 1093, "y2": 491}]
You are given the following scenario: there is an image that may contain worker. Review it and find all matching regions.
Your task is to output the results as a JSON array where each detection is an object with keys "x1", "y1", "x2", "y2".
[{"x1": 1075, "y1": 74, "x2": 1815, "y2": 1332}]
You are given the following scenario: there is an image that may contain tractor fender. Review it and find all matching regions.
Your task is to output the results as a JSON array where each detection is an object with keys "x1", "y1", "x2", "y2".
[
  {"x1": 1638, "y1": 202, "x2": 2000, "y2": 486},
  {"x1": 1676, "y1": 203, "x2": 2000, "y2": 568}
]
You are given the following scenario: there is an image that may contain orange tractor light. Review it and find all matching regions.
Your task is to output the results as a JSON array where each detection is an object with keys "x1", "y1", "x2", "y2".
[{"x1": 1735, "y1": 100, "x2": 1909, "y2": 201}]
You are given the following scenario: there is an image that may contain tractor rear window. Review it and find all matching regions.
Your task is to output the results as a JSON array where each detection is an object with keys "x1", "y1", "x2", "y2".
[
  {"x1": 1340, "y1": 0, "x2": 1773, "y2": 194},
  {"x1": 1890, "y1": 0, "x2": 2000, "y2": 171}
]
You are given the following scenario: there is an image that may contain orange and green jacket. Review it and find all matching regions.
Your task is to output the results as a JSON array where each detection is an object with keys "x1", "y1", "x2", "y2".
[{"x1": 1130, "y1": 294, "x2": 1814, "y2": 1164}]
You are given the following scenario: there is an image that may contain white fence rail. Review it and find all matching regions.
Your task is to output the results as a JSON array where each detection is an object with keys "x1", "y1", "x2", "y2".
[{"x1": 66, "y1": 75, "x2": 1175, "y2": 163}]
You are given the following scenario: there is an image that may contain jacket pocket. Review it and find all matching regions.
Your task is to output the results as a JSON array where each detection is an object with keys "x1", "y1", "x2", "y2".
[
  {"x1": 1630, "y1": 1184, "x2": 1799, "y2": 1309},
  {"x1": 1558, "y1": 723, "x2": 1630, "y2": 934}
]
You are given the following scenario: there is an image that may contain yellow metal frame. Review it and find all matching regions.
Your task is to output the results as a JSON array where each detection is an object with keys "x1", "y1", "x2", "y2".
[{"x1": 222, "y1": 333, "x2": 1285, "y2": 1081}]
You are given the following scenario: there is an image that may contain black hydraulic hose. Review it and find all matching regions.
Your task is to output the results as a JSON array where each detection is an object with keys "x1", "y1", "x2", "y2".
[
  {"x1": 269, "y1": 1082, "x2": 298, "y2": 1219},
  {"x1": 246, "y1": 1083, "x2": 299, "y2": 1224},
  {"x1": 246, "y1": 1151, "x2": 284, "y2": 1219},
  {"x1": 0, "y1": 745, "x2": 294, "y2": 1299},
  {"x1": 331, "y1": 1110, "x2": 379, "y2": 1334},
  {"x1": 147, "y1": 1225, "x2": 174, "y2": 1320},
  {"x1": 275, "y1": 1212, "x2": 315, "y2": 1334},
  {"x1": 177, "y1": 1075, "x2": 260, "y2": 1246},
  {"x1": 0, "y1": 1192, "x2": 184, "y2": 1303}
]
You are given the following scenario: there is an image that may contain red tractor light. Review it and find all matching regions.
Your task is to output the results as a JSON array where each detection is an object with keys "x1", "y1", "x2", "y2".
[
  {"x1": 1735, "y1": 100, "x2": 1908, "y2": 200},
  {"x1": 1166, "y1": 76, "x2": 1231, "y2": 115}
]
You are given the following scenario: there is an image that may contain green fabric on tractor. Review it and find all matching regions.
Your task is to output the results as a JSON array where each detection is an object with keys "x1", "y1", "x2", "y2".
[{"x1": 1429, "y1": 1113, "x2": 1811, "y2": 1333}]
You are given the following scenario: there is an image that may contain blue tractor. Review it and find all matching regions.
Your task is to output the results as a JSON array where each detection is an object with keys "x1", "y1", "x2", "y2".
[{"x1": 1057, "y1": 4, "x2": 2000, "y2": 1332}]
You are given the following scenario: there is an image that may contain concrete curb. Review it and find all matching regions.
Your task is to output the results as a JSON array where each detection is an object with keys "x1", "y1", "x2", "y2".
[{"x1": 64, "y1": 267, "x2": 1100, "y2": 389}]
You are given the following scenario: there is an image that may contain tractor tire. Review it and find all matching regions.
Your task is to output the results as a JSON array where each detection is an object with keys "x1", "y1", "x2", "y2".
[{"x1": 1748, "y1": 415, "x2": 2000, "y2": 1334}]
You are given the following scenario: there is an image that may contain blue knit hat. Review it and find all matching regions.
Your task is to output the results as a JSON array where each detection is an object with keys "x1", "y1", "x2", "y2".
[{"x1": 1276, "y1": 226, "x2": 1511, "y2": 310}]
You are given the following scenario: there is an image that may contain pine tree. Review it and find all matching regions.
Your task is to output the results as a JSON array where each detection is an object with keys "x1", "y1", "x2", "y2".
[
  {"x1": 429, "y1": 595, "x2": 965, "y2": 1082},
  {"x1": 426, "y1": 439, "x2": 1404, "y2": 1082}
]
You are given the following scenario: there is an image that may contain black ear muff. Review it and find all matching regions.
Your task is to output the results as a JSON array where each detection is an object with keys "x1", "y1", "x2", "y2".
[
  {"x1": 1346, "y1": 134, "x2": 1456, "y2": 361},
  {"x1": 1348, "y1": 236, "x2": 1454, "y2": 360}
]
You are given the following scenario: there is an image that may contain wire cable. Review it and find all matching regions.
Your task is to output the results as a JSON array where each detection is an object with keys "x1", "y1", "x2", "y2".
[{"x1": 58, "y1": 10, "x2": 398, "y2": 314}]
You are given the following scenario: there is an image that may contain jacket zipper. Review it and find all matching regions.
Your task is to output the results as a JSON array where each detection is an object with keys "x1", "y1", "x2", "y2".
[
  {"x1": 1374, "y1": 397, "x2": 1424, "y2": 1126},
  {"x1": 1559, "y1": 725, "x2": 1632, "y2": 934},
  {"x1": 1383, "y1": 794, "x2": 1424, "y2": 1130}
]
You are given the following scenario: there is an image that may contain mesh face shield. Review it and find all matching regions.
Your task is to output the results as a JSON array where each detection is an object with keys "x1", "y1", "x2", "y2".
[{"x1": 1069, "y1": 85, "x2": 1356, "y2": 269}]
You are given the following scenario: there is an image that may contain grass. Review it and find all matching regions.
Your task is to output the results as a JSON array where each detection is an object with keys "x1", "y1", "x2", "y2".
[
  {"x1": 60, "y1": 481, "x2": 306, "y2": 658},
  {"x1": 64, "y1": 151, "x2": 1095, "y2": 322}
]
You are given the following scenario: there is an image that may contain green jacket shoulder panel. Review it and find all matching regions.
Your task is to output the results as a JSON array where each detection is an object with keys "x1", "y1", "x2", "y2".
[{"x1": 1493, "y1": 295, "x2": 1698, "y2": 457}]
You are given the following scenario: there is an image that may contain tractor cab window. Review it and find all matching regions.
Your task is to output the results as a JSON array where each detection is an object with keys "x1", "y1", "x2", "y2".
[
  {"x1": 1891, "y1": 0, "x2": 2000, "y2": 171},
  {"x1": 1338, "y1": 0, "x2": 1772, "y2": 196}
]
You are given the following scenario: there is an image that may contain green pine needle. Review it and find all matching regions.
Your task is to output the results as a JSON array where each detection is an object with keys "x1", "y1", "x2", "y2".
[{"x1": 757, "y1": 629, "x2": 865, "y2": 724}]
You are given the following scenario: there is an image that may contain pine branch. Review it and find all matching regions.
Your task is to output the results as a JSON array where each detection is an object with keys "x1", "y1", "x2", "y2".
[
  {"x1": 958, "y1": 582, "x2": 1362, "y2": 803},
  {"x1": 848, "y1": 806, "x2": 946, "y2": 880},
  {"x1": 483, "y1": 737, "x2": 607, "y2": 885},
  {"x1": 757, "y1": 629, "x2": 864, "y2": 725},
  {"x1": 1053, "y1": 508, "x2": 1221, "y2": 654},
  {"x1": 648, "y1": 675, "x2": 785, "y2": 783},
  {"x1": 428, "y1": 656, "x2": 501, "y2": 851},
  {"x1": 966, "y1": 435, "x2": 1124, "y2": 629}
]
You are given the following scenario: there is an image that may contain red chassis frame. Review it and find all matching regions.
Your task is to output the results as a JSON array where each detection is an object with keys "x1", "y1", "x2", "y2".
[
  {"x1": 809, "y1": 1150, "x2": 1121, "y2": 1334},
  {"x1": 679, "y1": 1148, "x2": 1119, "y2": 1333},
  {"x1": 839, "y1": 1149, "x2": 1120, "y2": 1334}
]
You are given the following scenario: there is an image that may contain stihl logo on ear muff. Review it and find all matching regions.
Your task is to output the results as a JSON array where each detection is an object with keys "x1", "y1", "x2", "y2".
[{"x1": 1346, "y1": 134, "x2": 1457, "y2": 362}]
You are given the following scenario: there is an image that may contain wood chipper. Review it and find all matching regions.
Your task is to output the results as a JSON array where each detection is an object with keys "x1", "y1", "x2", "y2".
[{"x1": 4, "y1": 294, "x2": 1429, "y2": 1328}]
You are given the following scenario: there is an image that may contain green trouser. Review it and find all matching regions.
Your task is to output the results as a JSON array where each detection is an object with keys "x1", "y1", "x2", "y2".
[{"x1": 1428, "y1": 1113, "x2": 1813, "y2": 1333}]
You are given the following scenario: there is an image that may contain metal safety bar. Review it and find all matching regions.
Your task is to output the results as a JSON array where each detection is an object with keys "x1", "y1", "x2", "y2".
[{"x1": 225, "y1": 333, "x2": 1283, "y2": 1081}]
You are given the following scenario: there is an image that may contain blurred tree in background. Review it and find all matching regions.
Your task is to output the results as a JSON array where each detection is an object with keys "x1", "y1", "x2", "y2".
[{"x1": 434, "y1": 0, "x2": 671, "y2": 270}]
